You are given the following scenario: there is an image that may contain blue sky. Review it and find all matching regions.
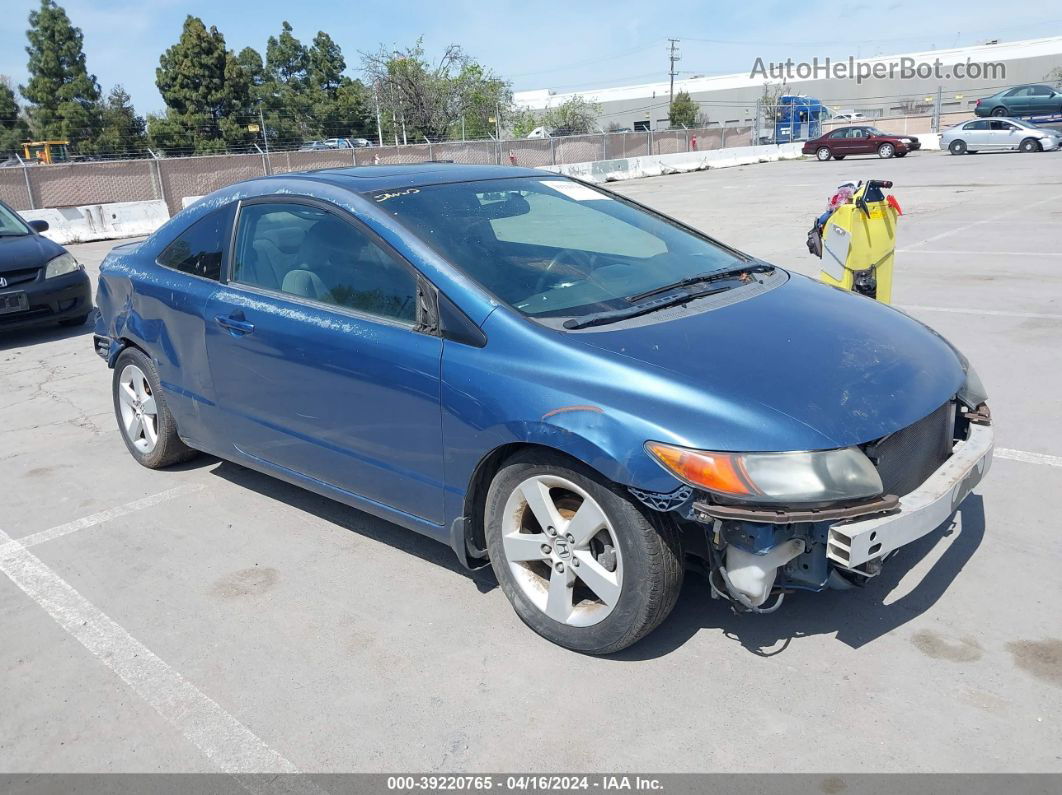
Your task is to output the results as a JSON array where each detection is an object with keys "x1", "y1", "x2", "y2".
[{"x1": 1, "y1": 0, "x2": 1059, "y2": 114}]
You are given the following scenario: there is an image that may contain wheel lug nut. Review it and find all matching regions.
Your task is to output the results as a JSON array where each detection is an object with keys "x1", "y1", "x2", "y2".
[
  {"x1": 540, "y1": 544, "x2": 551, "y2": 555},
  {"x1": 555, "y1": 562, "x2": 565, "y2": 573},
  {"x1": 572, "y1": 558, "x2": 579, "y2": 567},
  {"x1": 546, "y1": 526, "x2": 557, "y2": 537},
  {"x1": 565, "y1": 533, "x2": 574, "y2": 543}
]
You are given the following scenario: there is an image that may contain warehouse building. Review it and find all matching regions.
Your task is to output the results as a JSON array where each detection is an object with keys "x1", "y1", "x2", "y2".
[{"x1": 513, "y1": 36, "x2": 1062, "y2": 131}]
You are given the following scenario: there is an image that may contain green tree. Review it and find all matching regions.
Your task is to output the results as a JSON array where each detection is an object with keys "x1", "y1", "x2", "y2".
[
  {"x1": 0, "y1": 77, "x2": 31, "y2": 156},
  {"x1": 308, "y1": 32, "x2": 345, "y2": 92},
  {"x1": 20, "y1": 0, "x2": 101, "y2": 150},
  {"x1": 267, "y1": 21, "x2": 309, "y2": 85},
  {"x1": 237, "y1": 47, "x2": 267, "y2": 88},
  {"x1": 93, "y1": 85, "x2": 146, "y2": 156},
  {"x1": 1047, "y1": 66, "x2": 1062, "y2": 90},
  {"x1": 509, "y1": 107, "x2": 540, "y2": 138},
  {"x1": 668, "y1": 90, "x2": 697, "y2": 128},
  {"x1": 150, "y1": 16, "x2": 254, "y2": 154},
  {"x1": 362, "y1": 40, "x2": 512, "y2": 141},
  {"x1": 542, "y1": 95, "x2": 600, "y2": 135}
]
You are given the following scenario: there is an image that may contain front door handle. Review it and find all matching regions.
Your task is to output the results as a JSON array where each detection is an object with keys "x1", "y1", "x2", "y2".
[{"x1": 215, "y1": 314, "x2": 255, "y2": 335}]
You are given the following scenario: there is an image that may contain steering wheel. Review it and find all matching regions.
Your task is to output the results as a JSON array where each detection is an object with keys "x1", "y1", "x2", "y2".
[{"x1": 532, "y1": 248, "x2": 594, "y2": 296}]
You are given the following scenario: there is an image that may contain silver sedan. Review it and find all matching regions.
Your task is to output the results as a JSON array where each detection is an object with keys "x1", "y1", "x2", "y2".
[{"x1": 941, "y1": 117, "x2": 1062, "y2": 155}]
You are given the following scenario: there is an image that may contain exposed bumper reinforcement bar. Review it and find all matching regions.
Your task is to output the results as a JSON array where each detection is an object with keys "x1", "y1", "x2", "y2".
[{"x1": 827, "y1": 423, "x2": 994, "y2": 569}]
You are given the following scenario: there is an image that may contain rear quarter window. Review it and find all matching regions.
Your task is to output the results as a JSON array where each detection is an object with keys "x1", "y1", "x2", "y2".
[{"x1": 156, "y1": 206, "x2": 234, "y2": 280}]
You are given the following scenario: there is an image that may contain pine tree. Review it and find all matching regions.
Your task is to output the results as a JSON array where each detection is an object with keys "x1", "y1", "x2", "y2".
[
  {"x1": 0, "y1": 78, "x2": 31, "y2": 156},
  {"x1": 20, "y1": 0, "x2": 101, "y2": 149},
  {"x1": 267, "y1": 22, "x2": 309, "y2": 85},
  {"x1": 150, "y1": 16, "x2": 254, "y2": 154},
  {"x1": 93, "y1": 85, "x2": 146, "y2": 157},
  {"x1": 308, "y1": 32, "x2": 345, "y2": 93}
]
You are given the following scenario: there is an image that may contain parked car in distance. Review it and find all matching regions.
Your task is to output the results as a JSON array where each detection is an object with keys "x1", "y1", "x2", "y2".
[
  {"x1": 830, "y1": 112, "x2": 866, "y2": 122},
  {"x1": 0, "y1": 199, "x2": 92, "y2": 331},
  {"x1": 974, "y1": 84, "x2": 1062, "y2": 118},
  {"x1": 803, "y1": 126, "x2": 918, "y2": 160},
  {"x1": 941, "y1": 117, "x2": 1062, "y2": 154},
  {"x1": 93, "y1": 164, "x2": 992, "y2": 654}
]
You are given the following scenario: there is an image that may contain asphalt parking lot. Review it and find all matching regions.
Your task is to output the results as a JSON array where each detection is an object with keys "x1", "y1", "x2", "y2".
[{"x1": 2, "y1": 148, "x2": 1061, "y2": 775}]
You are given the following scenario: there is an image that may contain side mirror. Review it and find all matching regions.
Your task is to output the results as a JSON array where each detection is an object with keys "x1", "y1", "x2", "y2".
[{"x1": 28, "y1": 219, "x2": 49, "y2": 233}]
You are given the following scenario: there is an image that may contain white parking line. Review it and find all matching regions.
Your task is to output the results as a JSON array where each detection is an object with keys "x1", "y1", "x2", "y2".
[
  {"x1": 897, "y1": 249, "x2": 1062, "y2": 257},
  {"x1": 4, "y1": 484, "x2": 205, "y2": 554},
  {"x1": 0, "y1": 495, "x2": 327, "y2": 792},
  {"x1": 900, "y1": 305, "x2": 1062, "y2": 321},
  {"x1": 996, "y1": 448, "x2": 1062, "y2": 468},
  {"x1": 903, "y1": 192, "x2": 1062, "y2": 249}
]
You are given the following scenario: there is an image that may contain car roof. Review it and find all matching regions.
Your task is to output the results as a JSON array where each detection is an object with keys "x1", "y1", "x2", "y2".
[{"x1": 256, "y1": 163, "x2": 547, "y2": 193}]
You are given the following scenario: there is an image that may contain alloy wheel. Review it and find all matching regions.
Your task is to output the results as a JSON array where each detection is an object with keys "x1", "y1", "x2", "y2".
[
  {"x1": 117, "y1": 364, "x2": 159, "y2": 454},
  {"x1": 500, "y1": 474, "x2": 623, "y2": 627}
]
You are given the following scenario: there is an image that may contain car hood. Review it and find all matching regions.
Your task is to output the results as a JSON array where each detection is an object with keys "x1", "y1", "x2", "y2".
[
  {"x1": 0, "y1": 233, "x2": 65, "y2": 273},
  {"x1": 575, "y1": 273, "x2": 965, "y2": 450}
]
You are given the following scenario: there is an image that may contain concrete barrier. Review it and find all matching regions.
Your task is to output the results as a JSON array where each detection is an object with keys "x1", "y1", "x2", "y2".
[
  {"x1": 539, "y1": 142, "x2": 806, "y2": 183},
  {"x1": 18, "y1": 200, "x2": 169, "y2": 245}
]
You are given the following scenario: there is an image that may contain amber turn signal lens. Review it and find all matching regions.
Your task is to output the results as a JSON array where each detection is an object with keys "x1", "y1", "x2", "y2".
[{"x1": 645, "y1": 443, "x2": 755, "y2": 497}]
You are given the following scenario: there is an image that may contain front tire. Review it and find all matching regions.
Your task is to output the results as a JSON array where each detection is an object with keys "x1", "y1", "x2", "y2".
[
  {"x1": 484, "y1": 450, "x2": 683, "y2": 655},
  {"x1": 1019, "y1": 137, "x2": 1041, "y2": 153},
  {"x1": 949, "y1": 139, "x2": 967, "y2": 155},
  {"x1": 816, "y1": 147, "x2": 832, "y2": 161},
  {"x1": 877, "y1": 143, "x2": 895, "y2": 158},
  {"x1": 112, "y1": 347, "x2": 197, "y2": 469}
]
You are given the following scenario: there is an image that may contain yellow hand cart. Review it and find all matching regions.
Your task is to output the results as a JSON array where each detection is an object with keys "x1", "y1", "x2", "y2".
[{"x1": 816, "y1": 180, "x2": 901, "y2": 304}]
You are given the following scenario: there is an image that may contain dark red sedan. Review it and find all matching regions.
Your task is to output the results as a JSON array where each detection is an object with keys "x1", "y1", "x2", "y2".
[{"x1": 802, "y1": 126, "x2": 920, "y2": 161}]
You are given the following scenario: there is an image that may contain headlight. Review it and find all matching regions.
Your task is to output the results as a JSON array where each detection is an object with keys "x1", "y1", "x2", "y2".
[
  {"x1": 645, "y1": 442, "x2": 883, "y2": 504},
  {"x1": 44, "y1": 252, "x2": 80, "y2": 279},
  {"x1": 957, "y1": 362, "x2": 988, "y2": 409}
]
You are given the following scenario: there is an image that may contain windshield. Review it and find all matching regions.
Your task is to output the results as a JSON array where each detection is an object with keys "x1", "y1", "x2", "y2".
[
  {"x1": 0, "y1": 202, "x2": 30, "y2": 236},
  {"x1": 370, "y1": 177, "x2": 750, "y2": 318}
]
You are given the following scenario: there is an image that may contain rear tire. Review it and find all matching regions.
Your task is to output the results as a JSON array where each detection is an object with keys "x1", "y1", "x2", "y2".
[
  {"x1": 816, "y1": 147, "x2": 832, "y2": 161},
  {"x1": 949, "y1": 139, "x2": 967, "y2": 155},
  {"x1": 112, "y1": 347, "x2": 198, "y2": 469},
  {"x1": 1019, "y1": 137, "x2": 1041, "y2": 153},
  {"x1": 877, "y1": 143, "x2": 895, "y2": 158},
  {"x1": 991, "y1": 107, "x2": 1007, "y2": 117},
  {"x1": 484, "y1": 450, "x2": 683, "y2": 655}
]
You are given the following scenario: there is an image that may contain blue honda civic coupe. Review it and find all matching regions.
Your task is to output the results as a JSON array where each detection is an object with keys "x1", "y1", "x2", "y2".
[{"x1": 93, "y1": 164, "x2": 992, "y2": 654}]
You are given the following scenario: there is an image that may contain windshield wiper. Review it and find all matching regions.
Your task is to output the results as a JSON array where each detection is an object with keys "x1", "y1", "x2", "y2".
[
  {"x1": 625, "y1": 262, "x2": 775, "y2": 304},
  {"x1": 563, "y1": 285, "x2": 731, "y2": 330}
]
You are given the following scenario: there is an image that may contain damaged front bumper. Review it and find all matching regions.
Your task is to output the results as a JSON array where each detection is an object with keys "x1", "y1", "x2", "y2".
[
  {"x1": 684, "y1": 414, "x2": 993, "y2": 611},
  {"x1": 827, "y1": 422, "x2": 992, "y2": 570}
]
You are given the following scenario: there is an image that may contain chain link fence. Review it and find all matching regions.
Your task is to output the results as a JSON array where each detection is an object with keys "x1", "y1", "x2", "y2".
[{"x1": 1, "y1": 125, "x2": 754, "y2": 217}]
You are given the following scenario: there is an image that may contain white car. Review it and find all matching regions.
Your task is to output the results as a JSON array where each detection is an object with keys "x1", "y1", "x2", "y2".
[
  {"x1": 940, "y1": 117, "x2": 1062, "y2": 155},
  {"x1": 830, "y1": 112, "x2": 867, "y2": 122}
]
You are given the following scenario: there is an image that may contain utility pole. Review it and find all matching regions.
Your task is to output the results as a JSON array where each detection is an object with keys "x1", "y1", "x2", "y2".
[
  {"x1": 258, "y1": 106, "x2": 269, "y2": 154},
  {"x1": 373, "y1": 84, "x2": 384, "y2": 146},
  {"x1": 667, "y1": 38, "x2": 681, "y2": 104}
]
